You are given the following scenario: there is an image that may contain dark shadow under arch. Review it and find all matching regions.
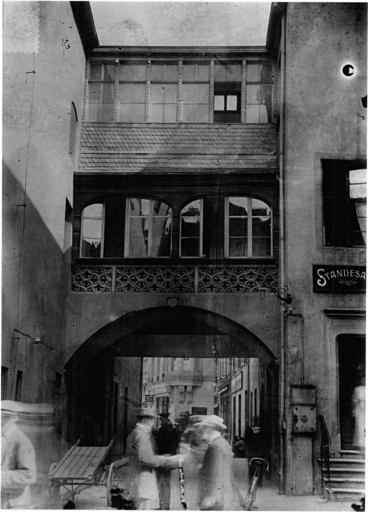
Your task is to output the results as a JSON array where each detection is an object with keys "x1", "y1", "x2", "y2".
[{"x1": 65, "y1": 305, "x2": 277, "y2": 385}]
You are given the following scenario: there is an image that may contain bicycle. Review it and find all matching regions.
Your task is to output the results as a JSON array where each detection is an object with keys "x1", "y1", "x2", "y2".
[{"x1": 244, "y1": 457, "x2": 269, "y2": 510}]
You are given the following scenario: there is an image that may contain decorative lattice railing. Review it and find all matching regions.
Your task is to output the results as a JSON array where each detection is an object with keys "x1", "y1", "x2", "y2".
[{"x1": 71, "y1": 266, "x2": 278, "y2": 294}]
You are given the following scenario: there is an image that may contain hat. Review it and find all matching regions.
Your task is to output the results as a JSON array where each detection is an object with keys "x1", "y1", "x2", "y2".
[
  {"x1": 135, "y1": 407, "x2": 156, "y2": 418},
  {"x1": 1, "y1": 400, "x2": 23, "y2": 415},
  {"x1": 194, "y1": 415, "x2": 227, "y2": 431}
]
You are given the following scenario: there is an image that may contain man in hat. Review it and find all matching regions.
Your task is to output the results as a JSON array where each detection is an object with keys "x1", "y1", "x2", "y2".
[
  {"x1": 1, "y1": 400, "x2": 37, "y2": 509},
  {"x1": 155, "y1": 412, "x2": 180, "y2": 509},
  {"x1": 195, "y1": 415, "x2": 244, "y2": 511},
  {"x1": 126, "y1": 408, "x2": 184, "y2": 510}
]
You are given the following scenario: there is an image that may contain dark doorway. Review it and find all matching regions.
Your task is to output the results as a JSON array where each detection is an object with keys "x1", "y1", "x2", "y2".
[{"x1": 338, "y1": 334, "x2": 366, "y2": 449}]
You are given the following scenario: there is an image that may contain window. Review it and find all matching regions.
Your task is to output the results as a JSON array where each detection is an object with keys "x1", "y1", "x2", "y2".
[
  {"x1": 151, "y1": 63, "x2": 178, "y2": 123},
  {"x1": 192, "y1": 407, "x2": 207, "y2": 415},
  {"x1": 119, "y1": 62, "x2": 146, "y2": 122},
  {"x1": 80, "y1": 203, "x2": 104, "y2": 257},
  {"x1": 125, "y1": 198, "x2": 172, "y2": 257},
  {"x1": 183, "y1": 358, "x2": 191, "y2": 371},
  {"x1": 225, "y1": 197, "x2": 272, "y2": 257},
  {"x1": 69, "y1": 102, "x2": 78, "y2": 163},
  {"x1": 180, "y1": 199, "x2": 203, "y2": 257},
  {"x1": 183, "y1": 62, "x2": 210, "y2": 122},
  {"x1": 323, "y1": 160, "x2": 366, "y2": 247},
  {"x1": 1, "y1": 367, "x2": 8, "y2": 400},
  {"x1": 246, "y1": 63, "x2": 273, "y2": 123},
  {"x1": 55, "y1": 372, "x2": 63, "y2": 389},
  {"x1": 214, "y1": 62, "x2": 242, "y2": 123},
  {"x1": 88, "y1": 63, "x2": 115, "y2": 122}
]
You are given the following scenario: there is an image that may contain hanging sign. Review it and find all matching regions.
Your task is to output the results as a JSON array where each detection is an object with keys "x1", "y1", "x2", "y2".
[
  {"x1": 145, "y1": 395, "x2": 154, "y2": 402},
  {"x1": 313, "y1": 265, "x2": 366, "y2": 293}
]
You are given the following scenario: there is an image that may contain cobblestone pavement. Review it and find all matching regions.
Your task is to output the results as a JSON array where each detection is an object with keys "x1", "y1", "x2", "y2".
[{"x1": 32, "y1": 458, "x2": 356, "y2": 511}]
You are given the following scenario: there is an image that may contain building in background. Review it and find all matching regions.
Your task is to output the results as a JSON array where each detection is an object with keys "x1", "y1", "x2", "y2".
[{"x1": 142, "y1": 358, "x2": 215, "y2": 424}]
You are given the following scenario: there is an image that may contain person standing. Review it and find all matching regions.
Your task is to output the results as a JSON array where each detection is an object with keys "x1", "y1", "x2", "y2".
[
  {"x1": 1, "y1": 400, "x2": 37, "y2": 509},
  {"x1": 195, "y1": 415, "x2": 243, "y2": 511},
  {"x1": 155, "y1": 412, "x2": 180, "y2": 510},
  {"x1": 352, "y1": 373, "x2": 366, "y2": 453},
  {"x1": 126, "y1": 408, "x2": 183, "y2": 510}
]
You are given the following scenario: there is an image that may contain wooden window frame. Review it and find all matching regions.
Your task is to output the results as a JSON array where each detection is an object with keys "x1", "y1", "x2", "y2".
[
  {"x1": 80, "y1": 202, "x2": 105, "y2": 258},
  {"x1": 179, "y1": 198, "x2": 204, "y2": 258},
  {"x1": 124, "y1": 198, "x2": 172, "y2": 258},
  {"x1": 224, "y1": 196, "x2": 273, "y2": 258}
]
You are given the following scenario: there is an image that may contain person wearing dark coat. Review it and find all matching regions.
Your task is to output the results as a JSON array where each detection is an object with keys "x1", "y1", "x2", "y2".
[
  {"x1": 155, "y1": 412, "x2": 180, "y2": 509},
  {"x1": 243, "y1": 423, "x2": 266, "y2": 486},
  {"x1": 195, "y1": 415, "x2": 245, "y2": 511}
]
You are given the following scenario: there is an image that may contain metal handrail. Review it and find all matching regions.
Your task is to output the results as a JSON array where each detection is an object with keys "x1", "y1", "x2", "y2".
[{"x1": 319, "y1": 415, "x2": 331, "y2": 499}]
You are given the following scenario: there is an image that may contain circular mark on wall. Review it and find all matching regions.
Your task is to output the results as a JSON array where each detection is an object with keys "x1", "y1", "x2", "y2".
[{"x1": 342, "y1": 63, "x2": 355, "y2": 77}]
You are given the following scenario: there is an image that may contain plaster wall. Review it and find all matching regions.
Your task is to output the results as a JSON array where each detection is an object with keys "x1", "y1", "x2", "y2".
[
  {"x1": 283, "y1": 3, "x2": 366, "y2": 495},
  {"x1": 2, "y1": 1, "x2": 86, "y2": 404}
]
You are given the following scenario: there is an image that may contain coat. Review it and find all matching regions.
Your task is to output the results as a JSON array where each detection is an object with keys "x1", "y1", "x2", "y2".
[
  {"x1": 1, "y1": 422, "x2": 37, "y2": 507},
  {"x1": 199, "y1": 435, "x2": 237, "y2": 510},
  {"x1": 126, "y1": 423, "x2": 179, "y2": 509}
]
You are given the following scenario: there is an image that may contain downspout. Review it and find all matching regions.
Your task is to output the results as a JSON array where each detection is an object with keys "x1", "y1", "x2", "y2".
[{"x1": 278, "y1": 9, "x2": 287, "y2": 495}]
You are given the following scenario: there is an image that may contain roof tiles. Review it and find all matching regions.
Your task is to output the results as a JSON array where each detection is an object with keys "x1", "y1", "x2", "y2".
[{"x1": 78, "y1": 123, "x2": 277, "y2": 173}]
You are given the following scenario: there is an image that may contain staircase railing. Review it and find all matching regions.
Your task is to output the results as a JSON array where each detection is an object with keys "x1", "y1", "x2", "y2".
[{"x1": 319, "y1": 415, "x2": 331, "y2": 499}]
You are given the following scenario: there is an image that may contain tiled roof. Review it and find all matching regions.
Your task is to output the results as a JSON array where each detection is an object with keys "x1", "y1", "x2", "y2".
[{"x1": 78, "y1": 123, "x2": 277, "y2": 173}]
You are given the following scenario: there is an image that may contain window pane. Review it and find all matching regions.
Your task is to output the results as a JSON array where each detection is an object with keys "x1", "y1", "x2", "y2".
[
  {"x1": 252, "y1": 199, "x2": 271, "y2": 217},
  {"x1": 260, "y1": 64, "x2": 273, "y2": 83},
  {"x1": 100, "y1": 104, "x2": 114, "y2": 122},
  {"x1": 252, "y1": 217, "x2": 271, "y2": 237},
  {"x1": 103, "y1": 64, "x2": 116, "y2": 81},
  {"x1": 130, "y1": 218, "x2": 147, "y2": 238},
  {"x1": 102, "y1": 83, "x2": 114, "y2": 103},
  {"x1": 229, "y1": 197, "x2": 248, "y2": 216},
  {"x1": 132, "y1": 64, "x2": 147, "y2": 81},
  {"x1": 165, "y1": 64, "x2": 178, "y2": 82},
  {"x1": 151, "y1": 84, "x2": 165, "y2": 104},
  {"x1": 151, "y1": 104, "x2": 164, "y2": 122},
  {"x1": 152, "y1": 237, "x2": 171, "y2": 257},
  {"x1": 215, "y1": 96, "x2": 225, "y2": 111},
  {"x1": 260, "y1": 85, "x2": 272, "y2": 105},
  {"x1": 131, "y1": 104, "x2": 145, "y2": 122},
  {"x1": 120, "y1": 84, "x2": 132, "y2": 103},
  {"x1": 90, "y1": 64, "x2": 102, "y2": 80},
  {"x1": 349, "y1": 169, "x2": 367, "y2": 198},
  {"x1": 183, "y1": 84, "x2": 197, "y2": 103},
  {"x1": 182, "y1": 200, "x2": 201, "y2": 216},
  {"x1": 182, "y1": 64, "x2": 196, "y2": 81},
  {"x1": 252, "y1": 237, "x2": 271, "y2": 256},
  {"x1": 132, "y1": 84, "x2": 146, "y2": 103},
  {"x1": 83, "y1": 218, "x2": 102, "y2": 239},
  {"x1": 259, "y1": 105, "x2": 271, "y2": 123},
  {"x1": 89, "y1": 83, "x2": 101, "y2": 103},
  {"x1": 130, "y1": 198, "x2": 150, "y2": 216},
  {"x1": 129, "y1": 238, "x2": 148, "y2": 257},
  {"x1": 84, "y1": 204, "x2": 103, "y2": 219},
  {"x1": 197, "y1": 63, "x2": 210, "y2": 81},
  {"x1": 151, "y1": 64, "x2": 165, "y2": 81},
  {"x1": 181, "y1": 217, "x2": 200, "y2": 237},
  {"x1": 153, "y1": 216, "x2": 172, "y2": 237},
  {"x1": 120, "y1": 64, "x2": 133, "y2": 81},
  {"x1": 246, "y1": 105, "x2": 259, "y2": 123},
  {"x1": 229, "y1": 218, "x2": 247, "y2": 236},
  {"x1": 165, "y1": 84, "x2": 178, "y2": 103},
  {"x1": 247, "y1": 64, "x2": 259, "y2": 82},
  {"x1": 214, "y1": 63, "x2": 227, "y2": 82},
  {"x1": 246, "y1": 85, "x2": 260, "y2": 104},
  {"x1": 193, "y1": 105, "x2": 209, "y2": 122},
  {"x1": 227, "y1": 95, "x2": 238, "y2": 111},
  {"x1": 229, "y1": 238, "x2": 248, "y2": 257},
  {"x1": 196, "y1": 84, "x2": 210, "y2": 104},
  {"x1": 228, "y1": 64, "x2": 241, "y2": 81},
  {"x1": 181, "y1": 238, "x2": 200, "y2": 257},
  {"x1": 81, "y1": 239, "x2": 101, "y2": 258}
]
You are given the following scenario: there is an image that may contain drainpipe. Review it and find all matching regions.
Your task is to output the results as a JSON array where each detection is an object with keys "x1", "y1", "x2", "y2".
[{"x1": 277, "y1": 7, "x2": 287, "y2": 495}]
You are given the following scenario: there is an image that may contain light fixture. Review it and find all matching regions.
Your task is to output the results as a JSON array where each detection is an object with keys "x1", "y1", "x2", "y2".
[
  {"x1": 273, "y1": 288, "x2": 292, "y2": 305},
  {"x1": 13, "y1": 329, "x2": 54, "y2": 350}
]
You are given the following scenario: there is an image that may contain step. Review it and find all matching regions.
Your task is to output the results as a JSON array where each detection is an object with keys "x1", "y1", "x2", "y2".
[
  {"x1": 339, "y1": 450, "x2": 365, "y2": 460},
  {"x1": 324, "y1": 477, "x2": 365, "y2": 489},
  {"x1": 325, "y1": 487, "x2": 365, "y2": 502},
  {"x1": 326, "y1": 468, "x2": 366, "y2": 479},
  {"x1": 329, "y1": 458, "x2": 365, "y2": 468}
]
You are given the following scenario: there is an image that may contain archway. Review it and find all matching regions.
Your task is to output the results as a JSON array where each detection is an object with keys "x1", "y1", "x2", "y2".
[{"x1": 64, "y1": 306, "x2": 279, "y2": 465}]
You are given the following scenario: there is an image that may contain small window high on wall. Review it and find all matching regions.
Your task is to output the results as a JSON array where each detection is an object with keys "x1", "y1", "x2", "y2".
[
  {"x1": 119, "y1": 62, "x2": 147, "y2": 122},
  {"x1": 182, "y1": 62, "x2": 210, "y2": 122},
  {"x1": 150, "y1": 63, "x2": 178, "y2": 123},
  {"x1": 225, "y1": 197, "x2": 272, "y2": 257},
  {"x1": 125, "y1": 198, "x2": 172, "y2": 257},
  {"x1": 180, "y1": 199, "x2": 203, "y2": 257},
  {"x1": 88, "y1": 64, "x2": 115, "y2": 122},
  {"x1": 246, "y1": 64, "x2": 273, "y2": 123}
]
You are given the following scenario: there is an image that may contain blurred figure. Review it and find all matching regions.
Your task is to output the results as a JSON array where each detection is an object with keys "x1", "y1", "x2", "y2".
[
  {"x1": 126, "y1": 408, "x2": 184, "y2": 510},
  {"x1": 352, "y1": 373, "x2": 365, "y2": 453},
  {"x1": 1, "y1": 400, "x2": 37, "y2": 509},
  {"x1": 194, "y1": 415, "x2": 244, "y2": 510},
  {"x1": 243, "y1": 422, "x2": 266, "y2": 486},
  {"x1": 156, "y1": 412, "x2": 180, "y2": 509}
]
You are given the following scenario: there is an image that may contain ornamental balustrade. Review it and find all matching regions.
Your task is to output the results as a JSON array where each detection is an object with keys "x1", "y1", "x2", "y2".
[{"x1": 71, "y1": 265, "x2": 278, "y2": 294}]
